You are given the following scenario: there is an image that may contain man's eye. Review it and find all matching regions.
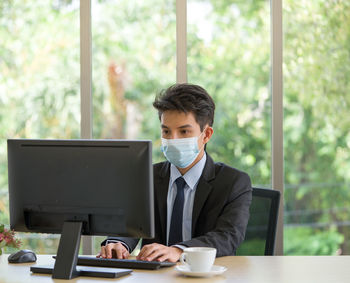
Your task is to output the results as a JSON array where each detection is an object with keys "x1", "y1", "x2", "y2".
[
  {"x1": 181, "y1": 130, "x2": 188, "y2": 135},
  {"x1": 162, "y1": 130, "x2": 169, "y2": 135}
]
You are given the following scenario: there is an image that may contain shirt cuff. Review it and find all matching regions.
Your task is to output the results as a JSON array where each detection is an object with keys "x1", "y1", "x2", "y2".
[
  {"x1": 172, "y1": 244, "x2": 187, "y2": 251},
  {"x1": 105, "y1": 239, "x2": 131, "y2": 253}
]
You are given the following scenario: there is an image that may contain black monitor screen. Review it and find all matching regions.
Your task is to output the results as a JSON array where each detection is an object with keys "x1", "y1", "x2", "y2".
[{"x1": 7, "y1": 139, "x2": 154, "y2": 239}]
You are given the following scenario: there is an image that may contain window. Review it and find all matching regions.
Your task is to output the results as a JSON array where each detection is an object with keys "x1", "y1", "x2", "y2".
[
  {"x1": 284, "y1": 0, "x2": 350, "y2": 255},
  {"x1": 91, "y1": 0, "x2": 176, "y2": 163},
  {"x1": 188, "y1": 0, "x2": 271, "y2": 187},
  {"x1": 1, "y1": 0, "x2": 349, "y2": 255},
  {"x1": 90, "y1": 0, "x2": 175, "y2": 252},
  {"x1": 0, "y1": 0, "x2": 80, "y2": 253}
]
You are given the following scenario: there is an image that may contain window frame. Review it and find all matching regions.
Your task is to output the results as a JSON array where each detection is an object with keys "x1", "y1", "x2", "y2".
[{"x1": 79, "y1": 0, "x2": 284, "y2": 255}]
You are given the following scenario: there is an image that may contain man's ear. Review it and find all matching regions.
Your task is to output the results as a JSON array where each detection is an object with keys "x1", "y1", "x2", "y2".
[{"x1": 203, "y1": 126, "x2": 214, "y2": 144}]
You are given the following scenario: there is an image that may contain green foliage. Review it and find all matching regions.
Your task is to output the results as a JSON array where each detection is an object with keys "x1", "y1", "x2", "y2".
[
  {"x1": 6, "y1": 233, "x2": 60, "y2": 254},
  {"x1": 283, "y1": 0, "x2": 350, "y2": 254},
  {"x1": 0, "y1": 0, "x2": 80, "y2": 253},
  {"x1": 0, "y1": 0, "x2": 80, "y2": 140},
  {"x1": 284, "y1": 227, "x2": 344, "y2": 255},
  {"x1": 188, "y1": 0, "x2": 271, "y2": 185}
]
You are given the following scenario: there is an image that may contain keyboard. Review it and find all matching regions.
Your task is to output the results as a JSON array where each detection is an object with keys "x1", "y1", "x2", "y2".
[{"x1": 53, "y1": 256, "x2": 176, "y2": 270}]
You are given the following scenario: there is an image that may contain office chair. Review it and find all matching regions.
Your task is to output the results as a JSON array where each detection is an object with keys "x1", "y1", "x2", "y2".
[{"x1": 236, "y1": 187, "x2": 281, "y2": 256}]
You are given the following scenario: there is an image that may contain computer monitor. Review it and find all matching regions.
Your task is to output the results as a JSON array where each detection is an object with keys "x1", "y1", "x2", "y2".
[{"x1": 7, "y1": 139, "x2": 154, "y2": 279}]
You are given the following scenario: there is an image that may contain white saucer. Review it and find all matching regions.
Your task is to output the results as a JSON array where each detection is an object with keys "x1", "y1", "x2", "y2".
[{"x1": 175, "y1": 265, "x2": 227, "y2": 277}]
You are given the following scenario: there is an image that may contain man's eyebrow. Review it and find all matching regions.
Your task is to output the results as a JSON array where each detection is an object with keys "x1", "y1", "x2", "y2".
[
  {"x1": 161, "y1": 124, "x2": 193, "y2": 129},
  {"x1": 178, "y1": 124, "x2": 193, "y2": 129}
]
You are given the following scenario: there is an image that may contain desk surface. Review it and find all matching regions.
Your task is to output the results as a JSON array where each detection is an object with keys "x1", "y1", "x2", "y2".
[{"x1": 1, "y1": 254, "x2": 350, "y2": 283}]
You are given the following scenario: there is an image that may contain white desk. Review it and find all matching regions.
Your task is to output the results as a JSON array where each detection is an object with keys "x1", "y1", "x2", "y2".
[{"x1": 1, "y1": 254, "x2": 350, "y2": 283}]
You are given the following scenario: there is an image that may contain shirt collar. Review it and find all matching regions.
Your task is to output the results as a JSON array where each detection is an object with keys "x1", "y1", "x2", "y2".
[{"x1": 170, "y1": 153, "x2": 207, "y2": 190}]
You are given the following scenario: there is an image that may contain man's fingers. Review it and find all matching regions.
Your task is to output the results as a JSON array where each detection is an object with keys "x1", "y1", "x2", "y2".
[
  {"x1": 145, "y1": 246, "x2": 182, "y2": 262},
  {"x1": 100, "y1": 246, "x2": 106, "y2": 258},
  {"x1": 115, "y1": 245, "x2": 126, "y2": 259},
  {"x1": 156, "y1": 254, "x2": 169, "y2": 262},
  {"x1": 145, "y1": 246, "x2": 165, "y2": 261},
  {"x1": 101, "y1": 243, "x2": 174, "y2": 261},
  {"x1": 137, "y1": 244, "x2": 157, "y2": 260},
  {"x1": 106, "y1": 244, "x2": 113, "y2": 258},
  {"x1": 145, "y1": 249, "x2": 164, "y2": 261},
  {"x1": 122, "y1": 250, "x2": 130, "y2": 259},
  {"x1": 138, "y1": 244, "x2": 165, "y2": 261},
  {"x1": 98, "y1": 243, "x2": 129, "y2": 259}
]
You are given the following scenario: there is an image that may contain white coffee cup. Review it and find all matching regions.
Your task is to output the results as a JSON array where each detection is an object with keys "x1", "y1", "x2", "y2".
[{"x1": 180, "y1": 247, "x2": 217, "y2": 272}]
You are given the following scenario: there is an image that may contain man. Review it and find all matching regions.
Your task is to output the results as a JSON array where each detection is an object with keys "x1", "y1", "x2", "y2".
[{"x1": 98, "y1": 83, "x2": 252, "y2": 262}]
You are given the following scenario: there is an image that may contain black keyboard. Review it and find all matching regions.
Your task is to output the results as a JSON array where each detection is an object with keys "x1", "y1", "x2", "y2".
[{"x1": 53, "y1": 256, "x2": 176, "y2": 270}]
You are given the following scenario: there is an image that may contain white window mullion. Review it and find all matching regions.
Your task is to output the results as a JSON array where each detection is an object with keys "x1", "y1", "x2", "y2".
[
  {"x1": 80, "y1": 0, "x2": 93, "y2": 255},
  {"x1": 80, "y1": 0, "x2": 92, "y2": 140},
  {"x1": 176, "y1": 0, "x2": 187, "y2": 83},
  {"x1": 271, "y1": 0, "x2": 284, "y2": 255}
]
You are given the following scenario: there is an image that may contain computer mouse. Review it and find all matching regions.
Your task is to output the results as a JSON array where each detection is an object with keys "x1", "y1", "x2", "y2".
[{"x1": 8, "y1": 249, "x2": 37, "y2": 263}]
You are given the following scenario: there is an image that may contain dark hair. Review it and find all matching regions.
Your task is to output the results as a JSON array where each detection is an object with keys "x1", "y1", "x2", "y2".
[{"x1": 153, "y1": 83, "x2": 215, "y2": 131}]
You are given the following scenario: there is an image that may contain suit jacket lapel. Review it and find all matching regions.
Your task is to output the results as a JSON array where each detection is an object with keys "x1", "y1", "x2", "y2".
[
  {"x1": 191, "y1": 154, "x2": 216, "y2": 234},
  {"x1": 154, "y1": 162, "x2": 170, "y2": 241}
]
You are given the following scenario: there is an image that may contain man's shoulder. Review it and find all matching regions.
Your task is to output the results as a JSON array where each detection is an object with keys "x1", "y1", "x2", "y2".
[
  {"x1": 211, "y1": 160, "x2": 251, "y2": 187},
  {"x1": 153, "y1": 161, "x2": 169, "y2": 178},
  {"x1": 153, "y1": 161, "x2": 167, "y2": 170},
  {"x1": 214, "y1": 161, "x2": 249, "y2": 177}
]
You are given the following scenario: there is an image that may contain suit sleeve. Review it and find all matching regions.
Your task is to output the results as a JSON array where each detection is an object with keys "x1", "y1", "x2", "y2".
[{"x1": 180, "y1": 171, "x2": 252, "y2": 257}]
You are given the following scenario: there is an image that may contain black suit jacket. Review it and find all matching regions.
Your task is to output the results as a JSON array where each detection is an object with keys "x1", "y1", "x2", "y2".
[{"x1": 105, "y1": 154, "x2": 252, "y2": 257}]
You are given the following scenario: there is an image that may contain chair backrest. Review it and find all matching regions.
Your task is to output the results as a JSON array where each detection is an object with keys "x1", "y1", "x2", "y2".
[{"x1": 236, "y1": 187, "x2": 280, "y2": 255}]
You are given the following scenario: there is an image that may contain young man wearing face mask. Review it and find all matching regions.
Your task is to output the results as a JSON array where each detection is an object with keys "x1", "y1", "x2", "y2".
[{"x1": 98, "y1": 83, "x2": 252, "y2": 262}]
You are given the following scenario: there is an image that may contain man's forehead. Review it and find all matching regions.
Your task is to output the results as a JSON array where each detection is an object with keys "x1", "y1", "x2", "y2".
[{"x1": 160, "y1": 111, "x2": 200, "y2": 128}]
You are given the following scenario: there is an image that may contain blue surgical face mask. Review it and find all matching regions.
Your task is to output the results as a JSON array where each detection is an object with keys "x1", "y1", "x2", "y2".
[{"x1": 160, "y1": 132, "x2": 204, "y2": 168}]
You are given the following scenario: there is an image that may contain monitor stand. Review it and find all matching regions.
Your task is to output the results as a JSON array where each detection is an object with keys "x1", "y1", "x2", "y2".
[{"x1": 30, "y1": 221, "x2": 132, "y2": 279}]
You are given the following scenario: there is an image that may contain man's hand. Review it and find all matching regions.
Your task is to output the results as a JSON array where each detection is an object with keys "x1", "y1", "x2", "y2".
[
  {"x1": 97, "y1": 242, "x2": 130, "y2": 259},
  {"x1": 137, "y1": 243, "x2": 182, "y2": 262}
]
